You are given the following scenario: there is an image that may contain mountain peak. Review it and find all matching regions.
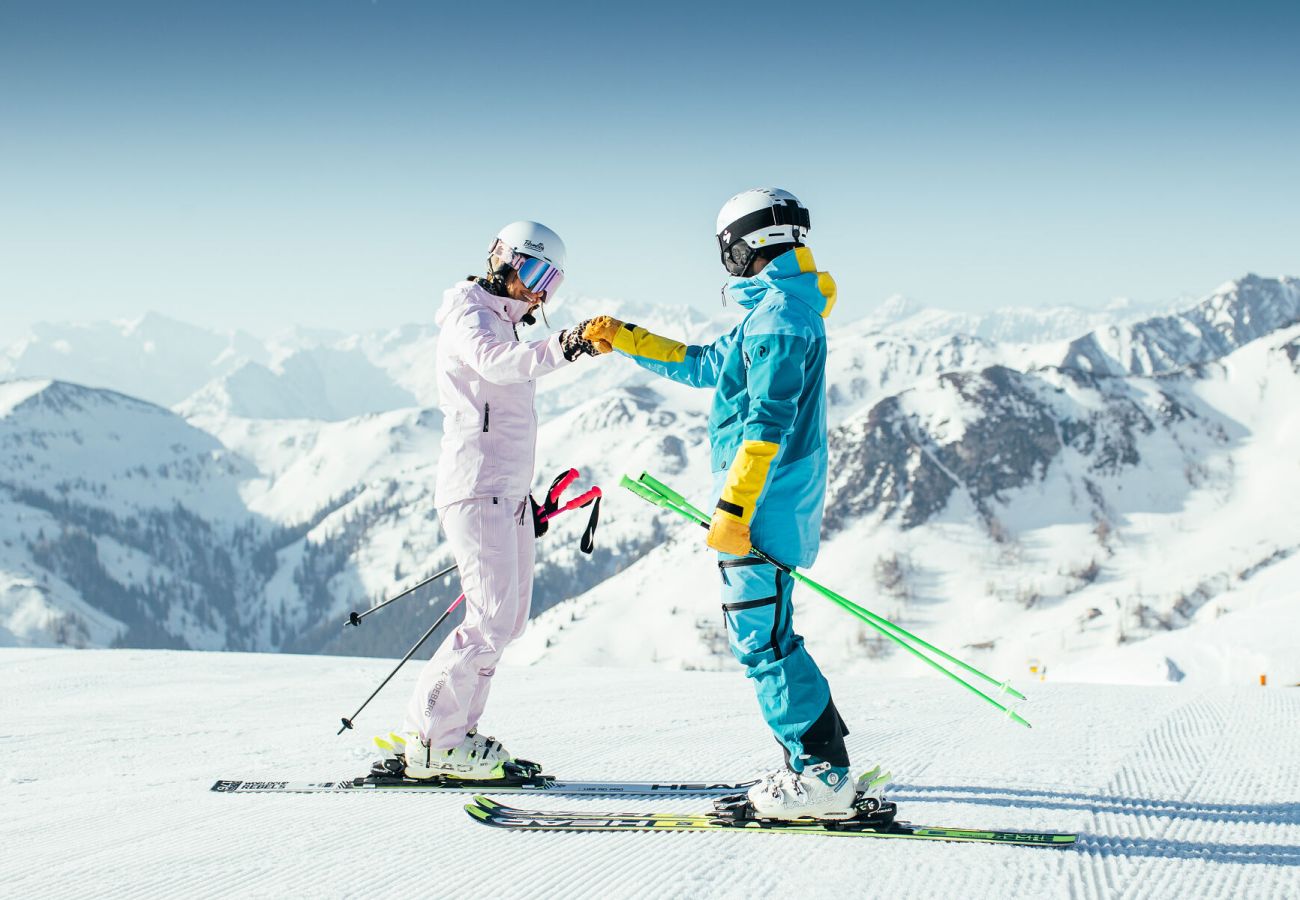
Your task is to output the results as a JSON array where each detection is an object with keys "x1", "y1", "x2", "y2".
[
  {"x1": 872, "y1": 294, "x2": 925, "y2": 322},
  {"x1": 0, "y1": 378, "x2": 54, "y2": 418}
]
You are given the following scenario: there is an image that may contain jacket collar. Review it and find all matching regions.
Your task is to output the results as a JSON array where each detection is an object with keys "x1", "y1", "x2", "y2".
[
  {"x1": 726, "y1": 246, "x2": 837, "y2": 319},
  {"x1": 461, "y1": 280, "x2": 537, "y2": 325}
]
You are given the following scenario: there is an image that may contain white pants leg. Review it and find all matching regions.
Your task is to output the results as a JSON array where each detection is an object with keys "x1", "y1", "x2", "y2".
[{"x1": 404, "y1": 497, "x2": 534, "y2": 748}]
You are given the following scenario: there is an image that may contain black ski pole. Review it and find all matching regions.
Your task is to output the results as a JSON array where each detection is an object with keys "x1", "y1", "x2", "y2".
[
  {"x1": 337, "y1": 593, "x2": 466, "y2": 735},
  {"x1": 345, "y1": 562, "x2": 458, "y2": 627}
]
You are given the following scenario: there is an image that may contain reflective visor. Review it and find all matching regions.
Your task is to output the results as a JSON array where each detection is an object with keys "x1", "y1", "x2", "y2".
[
  {"x1": 516, "y1": 255, "x2": 563, "y2": 295},
  {"x1": 490, "y1": 239, "x2": 564, "y2": 297}
]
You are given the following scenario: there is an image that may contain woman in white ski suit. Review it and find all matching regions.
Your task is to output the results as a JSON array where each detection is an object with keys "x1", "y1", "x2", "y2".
[{"x1": 401, "y1": 222, "x2": 597, "y2": 778}]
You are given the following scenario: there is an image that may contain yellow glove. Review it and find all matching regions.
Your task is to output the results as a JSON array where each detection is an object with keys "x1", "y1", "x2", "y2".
[
  {"x1": 582, "y1": 316, "x2": 624, "y2": 354},
  {"x1": 706, "y1": 509, "x2": 752, "y2": 556}
]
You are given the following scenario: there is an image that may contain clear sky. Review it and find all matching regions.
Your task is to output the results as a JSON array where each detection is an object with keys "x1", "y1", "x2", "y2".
[{"x1": 2, "y1": 0, "x2": 1297, "y2": 340}]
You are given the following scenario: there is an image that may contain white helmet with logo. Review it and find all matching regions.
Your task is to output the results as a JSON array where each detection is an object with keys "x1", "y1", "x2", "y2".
[
  {"x1": 715, "y1": 188, "x2": 810, "y2": 276},
  {"x1": 492, "y1": 221, "x2": 566, "y2": 274},
  {"x1": 487, "y1": 220, "x2": 567, "y2": 299}
]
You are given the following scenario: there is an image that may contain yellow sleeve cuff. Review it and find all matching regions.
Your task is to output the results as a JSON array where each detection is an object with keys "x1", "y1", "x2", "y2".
[
  {"x1": 716, "y1": 440, "x2": 779, "y2": 525},
  {"x1": 611, "y1": 323, "x2": 688, "y2": 363}
]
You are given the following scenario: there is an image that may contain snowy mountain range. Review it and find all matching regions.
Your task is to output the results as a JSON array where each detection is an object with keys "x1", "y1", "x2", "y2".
[{"x1": 2, "y1": 275, "x2": 1297, "y2": 688}]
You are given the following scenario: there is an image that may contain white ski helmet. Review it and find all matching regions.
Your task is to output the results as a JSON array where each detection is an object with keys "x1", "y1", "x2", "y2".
[
  {"x1": 491, "y1": 220, "x2": 566, "y2": 274},
  {"x1": 715, "y1": 188, "x2": 810, "y2": 276}
]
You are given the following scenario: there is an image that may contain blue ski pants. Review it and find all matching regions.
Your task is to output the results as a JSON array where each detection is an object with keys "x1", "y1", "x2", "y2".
[{"x1": 718, "y1": 556, "x2": 848, "y2": 771}]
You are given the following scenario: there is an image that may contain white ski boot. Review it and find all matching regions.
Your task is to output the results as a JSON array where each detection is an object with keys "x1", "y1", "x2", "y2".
[
  {"x1": 745, "y1": 761, "x2": 858, "y2": 821},
  {"x1": 400, "y1": 729, "x2": 515, "y2": 781}
]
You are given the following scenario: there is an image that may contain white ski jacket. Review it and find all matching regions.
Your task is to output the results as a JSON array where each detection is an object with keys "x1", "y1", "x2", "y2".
[{"x1": 433, "y1": 280, "x2": 572, "y2": 507}]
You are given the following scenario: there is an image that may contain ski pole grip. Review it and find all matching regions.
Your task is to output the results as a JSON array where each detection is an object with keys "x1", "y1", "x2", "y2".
[
  {"x1": 621, "y1": 475, "x2": 673, "y2": 508},
  {"x1": 638, "y1": 473, "x2": 709, "y2": 522},
  {"x1": 568, "y1": 485, "x2": 602, "y2": 509},
  {"x1": 638, "y1": 472, "x2": 688, "y2": 507},
  {"x1": 538, "y1": 486, "x2": 602, "y2": 523},
  {"x1": 548, "y1": 468, "x2": 580, "y2": 505},
  {"x1": 560, "y1": 486, "x2": 602, "y2": 514}
]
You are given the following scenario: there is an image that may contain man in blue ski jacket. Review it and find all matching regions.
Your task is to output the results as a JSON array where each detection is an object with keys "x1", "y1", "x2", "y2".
[{"x1": 585, "y1": 188, "x2": 878, "y2": 821}]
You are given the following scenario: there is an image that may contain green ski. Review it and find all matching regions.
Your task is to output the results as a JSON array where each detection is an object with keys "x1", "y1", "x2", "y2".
[{"x1": 464, "y1": 796, "x2": 1077, "y2": 847}]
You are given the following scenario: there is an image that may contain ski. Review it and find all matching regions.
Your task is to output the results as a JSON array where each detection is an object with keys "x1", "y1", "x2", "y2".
[
  {"x1": 209, "y1": 776, "x2": 757, "y2": 796},
  {"x1": 464, "y1": 796, "x2": 1077, "y2": 847}
]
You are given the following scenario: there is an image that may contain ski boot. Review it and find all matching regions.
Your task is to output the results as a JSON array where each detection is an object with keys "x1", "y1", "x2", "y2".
[
  {"x1": 715, "y1": 761, "x2": 858, "y2": 822},
  {"x1": 366, "y1": 730, "x2": 545, "y2": 786},
  {"x1": 713, "y1": 763, "x2": 897, "y2": 828}
]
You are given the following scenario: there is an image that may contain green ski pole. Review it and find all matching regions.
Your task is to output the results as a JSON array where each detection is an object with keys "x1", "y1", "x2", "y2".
[
  {"x1": 635, "y1": 471, "x2": 1026, "y2": 700},
  {"x1": 622, "y1": 474, "x2": 1031, "y2": 727}
]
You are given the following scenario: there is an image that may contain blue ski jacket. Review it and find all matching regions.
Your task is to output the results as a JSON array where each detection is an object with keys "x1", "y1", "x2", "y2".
[{"x1": 612, "y1": 246, "x2": 835, "y2": 567}]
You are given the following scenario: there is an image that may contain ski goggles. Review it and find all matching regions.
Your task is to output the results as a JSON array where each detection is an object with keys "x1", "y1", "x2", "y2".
[
  {"x1": 719, "y1": 238, "x2": 757, "y2": 277},
  {"x1": 490, "y1": 239, "x2": 564, "y2": 296}
]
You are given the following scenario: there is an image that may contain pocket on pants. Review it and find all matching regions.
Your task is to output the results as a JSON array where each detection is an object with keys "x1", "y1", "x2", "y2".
[{"x1": 718, "y1": 559, "x2": 786, "y2": 662}]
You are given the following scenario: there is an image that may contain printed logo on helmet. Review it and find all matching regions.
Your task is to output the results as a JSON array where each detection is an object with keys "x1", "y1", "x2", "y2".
[{"x1": 523, "y1": 239, "x2": 545, "y2": 252}]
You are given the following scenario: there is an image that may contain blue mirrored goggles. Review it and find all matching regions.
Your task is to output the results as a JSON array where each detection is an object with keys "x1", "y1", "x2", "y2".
[{"x1": 490, "y1": 239, "x2": 564, "y2": 297}]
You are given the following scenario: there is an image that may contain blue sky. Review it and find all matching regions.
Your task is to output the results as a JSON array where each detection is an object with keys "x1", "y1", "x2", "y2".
[{"x1": 1, "y1": 0, "x2": 1297, "y2": 339}]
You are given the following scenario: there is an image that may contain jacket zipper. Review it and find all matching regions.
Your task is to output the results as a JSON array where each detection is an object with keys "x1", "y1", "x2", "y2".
[{"x1": 483, "y1": 402, "x2": 490, "y2": 432}]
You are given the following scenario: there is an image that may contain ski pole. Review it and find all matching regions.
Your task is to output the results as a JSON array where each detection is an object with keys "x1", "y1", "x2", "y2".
[
  {"x1": 636, "y1": 472, "x2": 1026, "y2": 703},
  {"x1": 337, "y1": 592, "x2": 466, "y2": 735},
  {"x1": 630, "y1": 472, "x2": 1027, "y2": 704},
  {"x1": 346, "y1": 562, "x2": 459, "y2": 628},
  {"x1": 622, "y1": 474, "x2": 1031, "y2": 727}
]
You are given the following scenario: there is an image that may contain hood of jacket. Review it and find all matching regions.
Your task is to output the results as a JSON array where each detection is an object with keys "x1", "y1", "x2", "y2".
[
  {"x1": 435, "y1": 280, "x2": 538, "y2": 329},
  {"x1": 725, "y1": 246, "x2": 837, "y2": 319}
]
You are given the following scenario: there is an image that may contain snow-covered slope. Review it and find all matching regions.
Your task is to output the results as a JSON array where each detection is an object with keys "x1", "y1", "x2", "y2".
[
  {"x1": 0, "y1": 380, "x2": 263, "y2": 649},
  {"x1": 3, "y1": 647, "x2": 1298, "y2": 898}
]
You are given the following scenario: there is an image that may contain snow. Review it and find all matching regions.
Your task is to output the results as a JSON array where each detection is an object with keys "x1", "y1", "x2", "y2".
[
  {"x1": 2, "y1": 647, "x2": 1298, "y2": 897},
  {"x1": 0, "y1": 378, "x2": 52, "y2": 417},
  {"x1": 191, "y1": 407, "x2": 444, "y2": 524}
]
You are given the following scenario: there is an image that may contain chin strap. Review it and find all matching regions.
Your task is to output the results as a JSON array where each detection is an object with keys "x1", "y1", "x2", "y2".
[{"x1": 471, "y1": 262, "x2": 549, "y2": 326}]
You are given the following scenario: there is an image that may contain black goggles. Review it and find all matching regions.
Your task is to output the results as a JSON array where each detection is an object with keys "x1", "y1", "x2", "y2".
[{"x1": 719, "y1": 238, "x2": 757, "y2": 277}]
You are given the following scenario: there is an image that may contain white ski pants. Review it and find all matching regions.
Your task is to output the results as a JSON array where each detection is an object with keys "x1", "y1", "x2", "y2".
[{"x1": 404, "y1": 497, "x2": 534, "y2": 748}]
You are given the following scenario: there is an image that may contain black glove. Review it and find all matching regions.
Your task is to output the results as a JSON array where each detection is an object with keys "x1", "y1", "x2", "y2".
[
  {"x1": 530, "y1": 495, "x2": 549, "y2": 539},
  {"x1": 558, "y1": 320, "x2": 600, "y2": 361}
]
